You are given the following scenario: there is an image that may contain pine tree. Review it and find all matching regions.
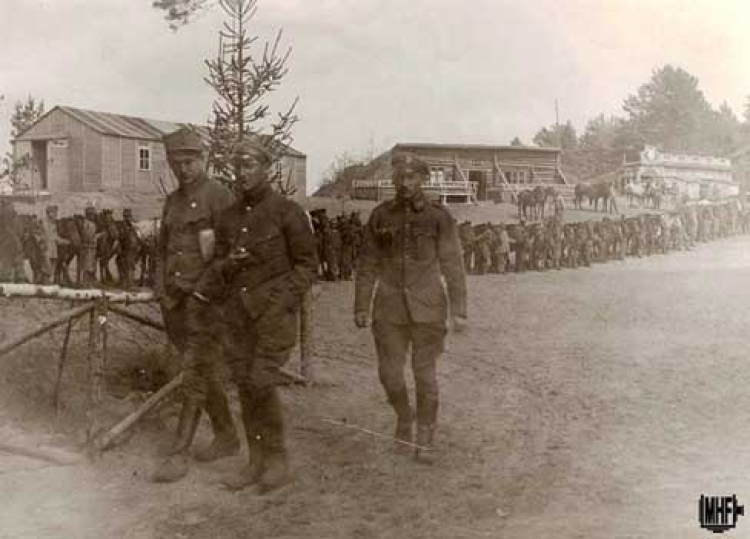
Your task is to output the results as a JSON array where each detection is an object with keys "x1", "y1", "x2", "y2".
[{"x1": 204, "y1": 0, "x2": 299, "y2": 194}]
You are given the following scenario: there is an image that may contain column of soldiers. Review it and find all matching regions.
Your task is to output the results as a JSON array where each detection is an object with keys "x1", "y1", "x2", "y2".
[
  {"x1": 309, "y1": 209, "x2": 364, "y2": 281},
  {"x1": 0, "y1": 204, "x2": 159, "y2": 288},
  {"x1": 458, "y1": 202, "x2": 750, "y2": 274}
]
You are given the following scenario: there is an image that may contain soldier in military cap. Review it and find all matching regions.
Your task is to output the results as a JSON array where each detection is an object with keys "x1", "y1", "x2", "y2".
[
  {"x1": 41, "y1": 205, "x2": 69, "y2": 285},
  {"x1": 151, "y1": 127, "x2": 239, "y2": 483},
  {"x1": 194, "y1": 138, "x2": 318, "y2": 493},
  {"x1": 118, "y1": 208, "x2": 141, "y2": 289},
  {"x1": 355, "y1": 152, "x2": 467, "y2": 464}
]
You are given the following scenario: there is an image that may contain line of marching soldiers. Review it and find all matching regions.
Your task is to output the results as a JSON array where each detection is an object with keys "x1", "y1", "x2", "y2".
[
  {"x1": 0, "y1": 200, "x2": 158, "y2": 288},
  {"x1": 458, "y1": 200, "x2": 750, "y2": 274},
  {"x1": 308, "y1": 208, "x2": 364, "y2": 281}
]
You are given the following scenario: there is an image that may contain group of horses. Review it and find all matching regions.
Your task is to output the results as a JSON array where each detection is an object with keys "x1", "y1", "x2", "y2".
[
  {"x1": 516, "y1": 183, "x2": 622, "y2": 219},
  {"x1": 0, "y1": 202, "x2": 158, "y2": 288},
  {"x1": 516, "y1": 186, "x2": 559, "y2": 220}
]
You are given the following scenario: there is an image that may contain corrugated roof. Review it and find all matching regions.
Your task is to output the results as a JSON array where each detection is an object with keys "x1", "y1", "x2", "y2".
[{"x1": 19, "y1": 106, "x2": 305, "y2": 157}]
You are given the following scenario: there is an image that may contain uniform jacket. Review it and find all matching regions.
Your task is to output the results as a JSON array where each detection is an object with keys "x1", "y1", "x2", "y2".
[
  {"x1": 355, "y1": 194, "x2": 467, "y2": 324},
  {"x1": 195, "y1": 182, "x2": 318, "y2": 320},
  {"x1": 156, "y1": 176, "x2": 235, "y2": 308},
  {"x1": 41, "y1": 217, "x2": 61, "y2": 260}
]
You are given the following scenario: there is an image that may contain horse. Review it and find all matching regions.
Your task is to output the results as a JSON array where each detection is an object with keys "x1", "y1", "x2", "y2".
[
  {"x1": 56, "y1": 216, "x2": 81, "y2": 286},
  {"x1": 0, "y1": 202, "x2": 27, "y2": 283},
  {"x1": 589, "y1": 182, "x2": 615, "y2": 214},
  {"x1": 19, "y1": 215, "x2": 49, "y2": 284},
  {"x1": 517, "y1": 189, "x2": 536, "y2": 220},
  {"x1": 96, "y1": 209, "x2": 120, "y2": 285}
]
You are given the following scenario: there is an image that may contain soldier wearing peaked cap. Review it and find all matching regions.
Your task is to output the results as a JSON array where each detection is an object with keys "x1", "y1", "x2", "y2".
[
  {"x1": 150, "y1": 127, "x2": 239, "y2": 483},
  {"x1": 354, "y1": 152, "x2": 467, "y2": 464},
  {"x1": 193, "y1": 137, "x2": 318, "y2": 493}
]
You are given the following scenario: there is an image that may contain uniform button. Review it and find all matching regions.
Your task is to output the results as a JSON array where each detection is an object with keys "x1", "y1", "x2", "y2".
[
  {"x1": 241, "y1": 287, "x2": 247, "y2": 292},
  {"x1": 175, "y1": 271, "x2": 181, "y2": 277},
  {"x1": 239, "y1": 247, "x2": 247, "y2": 253},
  {"x1": 241, "y1": 227, "x2": 248, "y2": 233},
  {"x1": 246, "y1": 206, "x2": 251, "y2": 212},
  {"x1": 190, "y1": 201, "x2": 197, "y2": 209},
  {"x1": 177, "y1": 250, "x2": 183, "y2": 256}
]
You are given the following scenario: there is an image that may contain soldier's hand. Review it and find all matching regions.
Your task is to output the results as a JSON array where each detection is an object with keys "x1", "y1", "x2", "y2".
[
  {"x1": 354, "y1": 311, "x2": 369, "y2": 329},
  {"x1": 452, "y1": 315, "x2": 468, "y2": 333}
]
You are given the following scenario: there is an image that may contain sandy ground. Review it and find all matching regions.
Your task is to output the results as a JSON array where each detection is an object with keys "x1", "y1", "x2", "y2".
[{"x1": 2, "y1": 233, "x2": 750, "y2": 538}]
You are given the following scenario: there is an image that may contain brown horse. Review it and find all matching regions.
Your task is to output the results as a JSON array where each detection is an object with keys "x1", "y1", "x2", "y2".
[
  {"x1": 589, "y1": 182, "x2": 615, "y2": 214},
  {"x1": 517, "y1": 189, "x2": 536, "y2": 220},
  {"x1": 96, "y1": 209, "x2": 120, "y2": 285},
  {"x1": 56, "y1": 217, "x2": 81, "y2": 286}
]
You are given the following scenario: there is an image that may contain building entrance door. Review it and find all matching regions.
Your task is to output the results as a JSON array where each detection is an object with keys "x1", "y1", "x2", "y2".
[{"x1": 469, "y1": 170, "x2": 487, "y2": 201}]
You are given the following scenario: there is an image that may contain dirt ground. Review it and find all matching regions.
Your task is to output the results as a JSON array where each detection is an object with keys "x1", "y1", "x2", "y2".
[{"x1": 2, "y1": 232, "x2": 750, "y2": 538}]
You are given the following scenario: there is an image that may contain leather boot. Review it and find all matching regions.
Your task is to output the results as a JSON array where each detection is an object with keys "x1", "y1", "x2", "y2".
[
  {"x1": 256, "y1": 388, "x2": 293, "y2": 495},
  {"x1": 151, "y1": 399, "x2": 201, "y2": 483},
  {"x1": 387, "y1": 388, "x2": 413, "y2": 455},
  {"x1": 414, "y1": 425, "x2": 436, "y2": 465},
  {"x1": 393, "y1": 405, "x2": 415, "y2": 455},
  {"x1": 194, "y1": 382, "x2": 240, "y2": 462},
  {"x1": 221, "y1": 385, "x2": 264, "y2": 491}
]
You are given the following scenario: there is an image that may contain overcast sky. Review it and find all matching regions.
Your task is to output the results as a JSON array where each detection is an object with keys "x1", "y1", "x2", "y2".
[{"x1": 2, "y1": 0, "x2": 750, "y2": 193}]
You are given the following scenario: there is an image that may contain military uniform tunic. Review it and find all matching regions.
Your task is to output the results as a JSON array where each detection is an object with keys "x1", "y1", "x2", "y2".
[
  {"x1": 156, "y1": 176, "x2": 235, "y2": 403},
  {"x1": 195, "y1": 182, "x2": 318, "y2": 390},
  {"x1": 354, "y1": 194, "x2": 466, "y2": 426}
]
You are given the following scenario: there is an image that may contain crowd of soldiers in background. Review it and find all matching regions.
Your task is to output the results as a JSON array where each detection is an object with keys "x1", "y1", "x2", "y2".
[
  {"x1": 458, "y1": 200, "x2": 750, "y2": 274},
  {"x1": 308, "y1": 208, "x2": 364, "y2": 281},
  {"x1": 0, "y1": 200, "x2": 158, "y2": 288}
]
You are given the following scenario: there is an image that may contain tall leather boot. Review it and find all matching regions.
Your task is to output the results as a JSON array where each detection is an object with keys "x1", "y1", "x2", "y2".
[
  {"x1": 387, "y1": 388, "x2": 414, "y2": 455},
  {"x1": 151, "y1": 398, "x2": 201, "y2": 483},
  {"x1": 414, "y1": 393, "x2": 438, "y2": 465},
  {"x1": 221, "y1": 385, "x2": 264, "y2": 491},
  {"x1": 256, "y1": 387, "x2": 293, "y2": 494},
  {"x1": 194, "y1": 381, "x2": 240, "y2": 462}
]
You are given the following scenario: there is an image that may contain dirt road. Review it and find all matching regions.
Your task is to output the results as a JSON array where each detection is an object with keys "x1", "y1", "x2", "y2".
[{"x1": 3, "y1": 235, "x2": 750, "y2": 538}]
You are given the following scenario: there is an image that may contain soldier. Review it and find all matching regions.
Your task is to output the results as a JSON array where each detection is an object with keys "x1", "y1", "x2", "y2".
[
  {"x1": 553, "y1": 191, "x2": 565, "y2": 221},
  {"x1": 118, "y1": 208, "x2": 141, "y2": 289},
  {"x1": 194, "y1": 139, "x2": 318, "y2": 492},
  {"x1": 151, "y1": 128, "x2": 239, "y2": 483},
  {"x1": 79, "y1": 207, "x2": 100, "y2": 286},
  {"x1": 338, "y1": 214, "x2": 355, "y2": 280},
  {"x1": 495, "y1": 223, "x2": 511, "y2": 274},
  {"x1": 41, "y1": 205, "x2": 70, "y2": 285},
  {"x1": 514, "y1": 220, "x2": 529, "y2": 272},
  {"x1": 354, "y1": 153, "x2": 467, "y2": 464},
  {"x1": 458, "y1": 221, "x2": 475, "y2": 273}
]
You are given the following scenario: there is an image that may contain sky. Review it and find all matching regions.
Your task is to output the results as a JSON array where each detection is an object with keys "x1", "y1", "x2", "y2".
[{"x1": 2, "y1": 0, "x2": 750, "y2": 193}]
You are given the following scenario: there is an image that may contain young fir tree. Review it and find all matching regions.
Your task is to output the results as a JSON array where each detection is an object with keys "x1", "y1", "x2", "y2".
[{"x1": 204, "y1": 0, "x2": 299, "y2": 195}]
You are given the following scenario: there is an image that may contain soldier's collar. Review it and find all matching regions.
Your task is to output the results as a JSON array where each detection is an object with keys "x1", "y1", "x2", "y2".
[
  {"x1": 394, "y1": 192, "x2": 427, "y2": 213},
  {"x1": 242, "y1": 181, "x2": 273, "y2": 208}
]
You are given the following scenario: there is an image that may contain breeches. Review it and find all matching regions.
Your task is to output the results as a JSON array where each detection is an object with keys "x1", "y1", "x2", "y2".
[
  {"x1": 162, "y1": 296, "x2": 223, "y2": 405},
  {"x1": 371, "y1": 320, "x2": 446, "y2": 424},
  {"x1": 223, "y1": 294, "x2": 298, "y2": 391}
]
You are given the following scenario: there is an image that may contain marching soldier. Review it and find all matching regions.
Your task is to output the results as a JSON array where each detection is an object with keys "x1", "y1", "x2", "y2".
[
  {"x1": 194, "y1": 139, "x2": 318, "y2": 493},
  {"x1": 354, "y1": 153, "x2": 467, "y2": 464},
  {"x1": 151, "y1": 128, "x2": 239, "y2": 483}
]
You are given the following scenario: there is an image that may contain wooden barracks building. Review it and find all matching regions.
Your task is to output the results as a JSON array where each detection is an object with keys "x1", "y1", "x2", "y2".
[
  {"x1": 12, "y1": 106, "x2": 307, "y2": 197},
  {"x1": 352, "y1": 143, "x2": 569, "y2": 204}
]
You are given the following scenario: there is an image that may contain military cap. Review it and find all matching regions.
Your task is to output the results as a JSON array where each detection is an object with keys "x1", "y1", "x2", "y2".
[
  {"x1": 46, "y1": 205, "x2": 58, "y2": 212},
  {"x1": 163, "y1": 127, "x2": 205, "y2": 154},
  {"x1": 123, "y1": 208, "x2": 133, "y2": 218},
  {"x1": 84, "y1": 206, "x2": 97, "y2": 215},
  {"x1": 231, "y1": 139, "x2": 273, "y2": 165},
  {"x1": 391, "y1": 153, "x2": 430, "y2": 177}
]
